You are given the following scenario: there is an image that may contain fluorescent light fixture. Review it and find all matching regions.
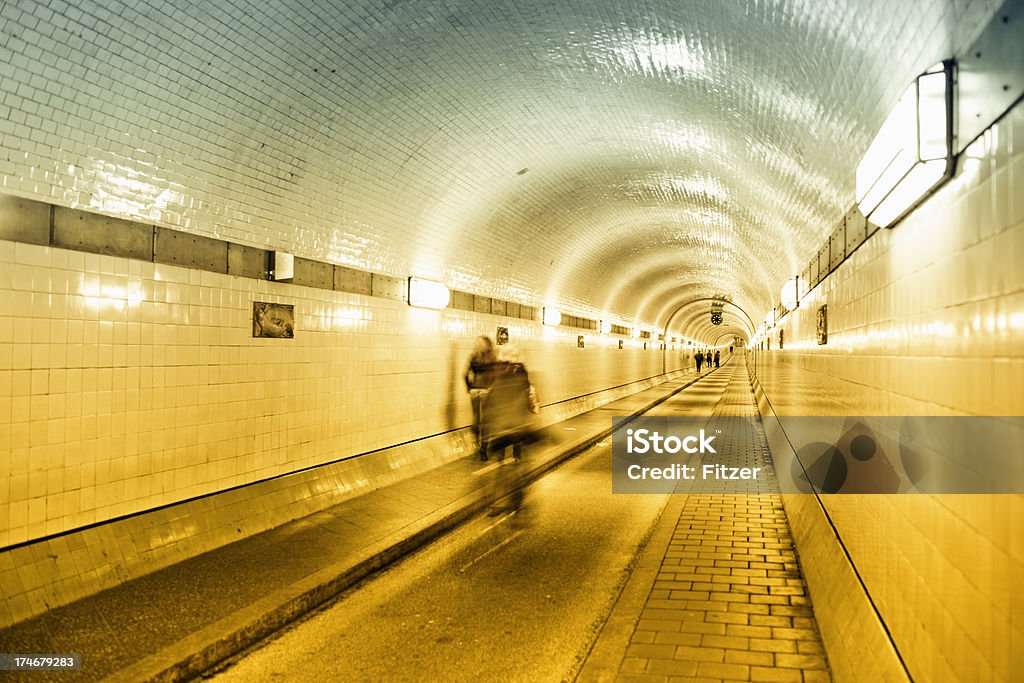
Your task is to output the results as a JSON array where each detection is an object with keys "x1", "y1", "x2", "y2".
[
  {"x1": 407, "y1": 277, "x2": 450, "y2": 309},
  {"x1": 600, "y1": 319, "x2": 612, "y2": 334},
  {"x1": 869, "y1": 160, "x2": 948, "y2": 227},
  {"x1": 542, "y1": 307, "x2": 562, "y2": 326},
  {"x1": 780, "y1": 278, "x2": 799, "y2": 309},
  {"x1": 855, "y1": 61, "x2": 954, "y2": 228},
  {"x1": 270, "y1": 251, "x2": 294, "y2": 281}
]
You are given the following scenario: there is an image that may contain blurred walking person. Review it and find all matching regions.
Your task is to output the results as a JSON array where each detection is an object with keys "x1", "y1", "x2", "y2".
[
  {"x1": 482, "y1": 346, "x2": 539, "y2": 513},
  {"x1": 714, "y1": 350, "x2": 720, "y2": 368},
  {"x1": 705, "y1": 350, "x2": 712, "y2": 369},
  {"x1": 694, "y1": 349, "x2": 703, "y2": 372},
  {"x1": 464, "y1": 335, "x2": 498, "y2": 460},
  {"x1": 484, "y1": 346, "x2": 539, "y2": 463}
]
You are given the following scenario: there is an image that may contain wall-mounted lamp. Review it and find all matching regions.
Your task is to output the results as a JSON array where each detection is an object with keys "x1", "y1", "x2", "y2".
[
  {"x1": 542, "y1": 307, "x2": 562, "y2": 326},
  {"x1": 856, "y1": 61, "x2": 955, "y2": 228},
  {"x1": 765, "y1": 309, "x2": 776, "y2": 328},
  {"x1": 270, "y1": 251, "x2": 294, "y2": 281},
  {"x1": 780, "y1": 277, "x2": 799, "y2": 309},
  {"x1": 631, "y1": 326, "x2": 641, "y2": 338},
  {"x1": 407, "y1": 277, "x2": 450, "y2": 309},
  {"x1": 599, "y1": 319, "x2": 612, "y2": 334}
]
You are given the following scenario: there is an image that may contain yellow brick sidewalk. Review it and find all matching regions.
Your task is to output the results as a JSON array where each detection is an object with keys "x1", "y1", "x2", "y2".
[{"x1": 610, "y1": 362, "x2": 832, "y2": 683}]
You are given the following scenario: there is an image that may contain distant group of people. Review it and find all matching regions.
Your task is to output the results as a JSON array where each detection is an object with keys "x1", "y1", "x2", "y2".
[
  {"x1": 464, "y1": 335, "x2": 539, "y2": 463},
  {"x1": 693, "y1": 348, "x2": 721, "y2": 372}
]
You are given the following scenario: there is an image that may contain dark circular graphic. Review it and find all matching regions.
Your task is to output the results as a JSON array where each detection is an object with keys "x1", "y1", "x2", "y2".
[{"x1": 849, "y1": 434, "x2": 877, "y2": 461}]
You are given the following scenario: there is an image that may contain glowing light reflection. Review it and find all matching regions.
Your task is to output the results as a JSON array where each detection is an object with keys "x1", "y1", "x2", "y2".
[
  {"x1": 634, "y1": 173, "x2": 728, "y2": 201},
  {"x1": 613, "y1": 35, "x2": 707, "y2": 79},
  {"x1": 83, "y1": 159, "x2": 188, "y2": 225},
  {"x1": 329, "y1": 305, "x2": 369, "y2": 331},
  {"x1": 442, "y1": 317, "x2": 470, "y2": 337},
  {"x1": 408, "y1": 307, "x2": 442, "y2": 328},
  {"x1": 79, "y1": 280, "x2": 144, "y2": 310},
  {"x1": 650, "y1": 123, "x2": 712, "y2": 153}
]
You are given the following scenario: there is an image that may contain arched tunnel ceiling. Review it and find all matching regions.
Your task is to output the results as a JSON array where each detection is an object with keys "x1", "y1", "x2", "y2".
[
  {"x1": 10, "y1": 0, "x2": 1001, "y2": 340},
  {"x1": 667, "y1": 300, "x2": 754, "y2": 343}
]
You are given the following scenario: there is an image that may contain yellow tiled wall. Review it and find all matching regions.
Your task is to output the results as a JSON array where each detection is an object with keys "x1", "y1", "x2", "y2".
[
  {"x1": 749, "y1": 105, "x2": 1024, "y2": 681},
  {"x1": 0, "y1": 242, "x2": 682, "y2": 550}
]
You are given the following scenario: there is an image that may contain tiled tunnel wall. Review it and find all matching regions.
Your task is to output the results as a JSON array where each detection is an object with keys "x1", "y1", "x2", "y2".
[
  {"x1": 0, "y1": 232, "x2": 683, "y2": 551},
  {"x1": 0, "y1": 1, "x2": 1018, "y2": 669},
  {"x1": 748, "y1": 103, "x2": 1024, "y2": 682},
  {"x1": 0, "y1": 218, "x2": 691, "y2": 625}
]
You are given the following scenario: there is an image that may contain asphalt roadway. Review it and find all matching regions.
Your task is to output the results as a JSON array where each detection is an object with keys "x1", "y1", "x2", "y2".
[{"x1": 209, "y1": 367, "x2": 733, "y2": 682}]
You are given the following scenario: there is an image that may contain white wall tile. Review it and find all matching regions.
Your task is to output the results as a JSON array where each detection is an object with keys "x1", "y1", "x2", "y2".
[
  {"x1": 752, "y1": 106, "x2": 1023, "y2": 683},
  {"x1": 0, "y1": 238, "x2": 682, "y2": 549}
]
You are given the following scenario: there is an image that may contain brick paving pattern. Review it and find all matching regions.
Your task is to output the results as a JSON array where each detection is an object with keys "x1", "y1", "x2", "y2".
[{"x1": 615, "y1": 363, "x2": 832, "y2": 682}]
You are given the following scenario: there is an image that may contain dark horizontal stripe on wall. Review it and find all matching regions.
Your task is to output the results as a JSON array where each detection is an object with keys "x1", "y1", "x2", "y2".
[
  {"x1": 765, "y1": 202, "x2": 881, "y2": 330},
  {"x1": 0, "y1": 193, "x2": 560, "y2": 325}
]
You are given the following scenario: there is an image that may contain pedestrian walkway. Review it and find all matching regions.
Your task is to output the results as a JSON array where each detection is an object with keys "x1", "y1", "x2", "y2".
[
  {"x1": 0, "y1": 366, "x2": 722, "y2": 682},
  {"x1": 581, "y1": 361, "x2": 832, "y2": 682}
]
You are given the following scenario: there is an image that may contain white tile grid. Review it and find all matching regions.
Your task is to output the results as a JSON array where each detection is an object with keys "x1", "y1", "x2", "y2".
[
  {"x1": 6, "y1": 399, "x2": 446, "y2": 623},
  {"x1": 820, "y1": 495, "x2": 1017, "y2": 682},
  {"x1": 751, "y1": 107, "x2": 1024, "y2": 682},
  {"x1": 0, "y1": 0, "x2": 1003, "y2": 332},
  {"x1": 0, "y1": 0, "x2": 1013, "y2": 656},
  {"x1": 0, "y1": 239, "x2": 687, "y2": 548},
  {"x1": 758, "y1": 107, "x2": 1024, "y2": 416},
  {"x1": 0, "y1": 345, "x2": 688, "y2": 628},
  {"x1": 777, "y1": 491, "x2": 907, "y2": 682}
]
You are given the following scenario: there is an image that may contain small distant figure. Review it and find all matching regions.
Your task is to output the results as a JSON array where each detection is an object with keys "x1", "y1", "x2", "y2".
[
  {"x1": 464, "y1": 335, "x2": 498, "y2": 460},
  {"x1": 729, "y1": 345, "x2": 734, "y2": 354},
  {"x1": 714, "y1": 350, "x2": 720, "y2": 368},
  {"x1": 705, "y1": 350, "x2": 712, "y2": 369},
  {"x1": 694, "y1": 350, "x2": 704, "y2": 372}
]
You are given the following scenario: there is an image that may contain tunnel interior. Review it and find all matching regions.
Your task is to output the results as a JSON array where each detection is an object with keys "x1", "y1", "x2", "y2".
[
  {"x1": 0, "y1": 0, "x2": 1022, "y2": 681},
  {"x1": 0, "y1": 0, "x2": 985, "y2": 334}
]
